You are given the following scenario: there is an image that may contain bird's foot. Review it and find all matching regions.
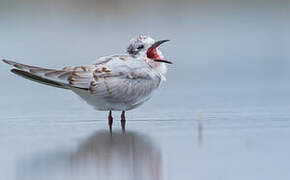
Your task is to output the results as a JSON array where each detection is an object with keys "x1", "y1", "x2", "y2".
[
  {"x1": 108, "y1": 110, "x2": 113, "y2": 133},
  {"x1": 121, "y1": 111, "x2": 126, "y2": 133}
]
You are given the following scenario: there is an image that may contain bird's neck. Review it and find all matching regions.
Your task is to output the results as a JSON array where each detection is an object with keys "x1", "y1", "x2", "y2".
[{"x1": 151, "y1": 61, "x2": 167, "y2": 76}]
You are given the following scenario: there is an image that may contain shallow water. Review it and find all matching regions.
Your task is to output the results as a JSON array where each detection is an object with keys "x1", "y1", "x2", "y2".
[
  {"x1": 1, "y1": 0, "x2": 290, "y2": 179},
  {"x1": 1, "y1": 83, "x2": 290, "y2": 180}
]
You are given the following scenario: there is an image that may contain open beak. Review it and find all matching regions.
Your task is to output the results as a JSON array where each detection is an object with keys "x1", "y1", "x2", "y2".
[
  {"x1": 150, "y1": 40, "x2": 170, "y2": 49},
  {"x1": 153, "y1": 59, "x2": 173, "y2": 64},
  {"x1": 147, "y1": 40, "x2": 172, "y2": 64}
]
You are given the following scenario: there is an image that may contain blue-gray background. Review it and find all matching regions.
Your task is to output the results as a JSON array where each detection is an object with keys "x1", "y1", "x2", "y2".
[{"x1": 0, "y1": 0, "x2": 289, "y2": 180}]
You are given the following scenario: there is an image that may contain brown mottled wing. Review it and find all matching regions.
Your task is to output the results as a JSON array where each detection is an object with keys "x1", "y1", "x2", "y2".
[
  {"x1": 59, "y1": 56, "x2": 119, "y2": 88},
  {"x1": 3, "y1": 57, "x2": 161, "y2": 100},
  {"x1": 2, "y1": 59, "x2": 92, "y2": 89},
  {"x1": 89, "y1": 66, "x2": 161, "y2": 103}
]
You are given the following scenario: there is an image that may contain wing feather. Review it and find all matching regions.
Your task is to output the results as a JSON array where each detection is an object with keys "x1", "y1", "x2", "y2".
[
  {"x1": 89, "y1": 66, "x2": 161, "y2": 103},
  {"x1": 2, "y1": 59, "x2": 91, "y2": 89},
  {"x1": 3, "y1": 56, "x2": 162, "y2": 101}
]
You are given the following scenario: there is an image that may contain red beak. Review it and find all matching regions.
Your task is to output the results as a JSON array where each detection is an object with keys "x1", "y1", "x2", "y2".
[{"x1": 147, "y1": 40, "x2": 172, "y2": 64}]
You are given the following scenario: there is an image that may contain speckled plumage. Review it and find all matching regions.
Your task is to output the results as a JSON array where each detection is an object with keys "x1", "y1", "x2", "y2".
[{"x1": 3, "y1": 35, "x2": 169, "y2": 112}]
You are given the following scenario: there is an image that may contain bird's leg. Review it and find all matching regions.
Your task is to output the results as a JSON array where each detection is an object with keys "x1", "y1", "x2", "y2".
[
  {"x1": 108, "y1": 110, "x2": 113, "y2": 133},
  {"x1": 121, "y1": 111, "x2": 126, "y2": 133}
]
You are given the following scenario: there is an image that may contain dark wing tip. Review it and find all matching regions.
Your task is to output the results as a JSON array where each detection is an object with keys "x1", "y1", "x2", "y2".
[
  {"x1": 2, "y1": 59, "x2": 15, "y2": 65},
  {"x1": 2, "y1": 59, "x2": 9, "y2": 64}
]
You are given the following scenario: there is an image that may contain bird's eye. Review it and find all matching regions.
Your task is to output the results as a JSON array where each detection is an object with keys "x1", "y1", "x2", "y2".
[{"x1": 137, "y1": 45, "x2": 144, "y2": 50}]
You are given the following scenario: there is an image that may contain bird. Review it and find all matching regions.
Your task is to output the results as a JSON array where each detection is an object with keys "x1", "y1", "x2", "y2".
[{"x1": 2, "y1": 35, "x2": 172, "y2": 132}]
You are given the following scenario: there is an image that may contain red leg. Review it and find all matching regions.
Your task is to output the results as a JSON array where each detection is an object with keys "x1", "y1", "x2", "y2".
[
  {"x1": 121, "y1": 111, "x2": 126, "y2": 133},
  {"x1": 108, "y1": 110, "x2": 113, "y2": 133}
]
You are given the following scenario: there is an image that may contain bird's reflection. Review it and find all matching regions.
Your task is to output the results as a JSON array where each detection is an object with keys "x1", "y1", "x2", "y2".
[
  {"x1": 17, "y1": 130, "x2": 162, "y2": 180},
  {"x1": 70, "y1": 130, "x2": 162, "y2": 180}
]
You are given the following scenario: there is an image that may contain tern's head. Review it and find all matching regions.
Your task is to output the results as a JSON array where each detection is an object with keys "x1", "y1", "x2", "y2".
[{"x1": 126, "y1": 35, "x2": 172, "y2": 64}]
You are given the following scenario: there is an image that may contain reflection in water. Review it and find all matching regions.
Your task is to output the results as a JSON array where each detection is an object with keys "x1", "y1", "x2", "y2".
[
  {"x1": 198, "y1": 120, "x2": 203, "y2": 146},
  {"x1": 17, "y1": 130, "x2": 162, "y2": 180},
  {"x1": 197, "y1": 112, "x2": 203, "y2": 146}
]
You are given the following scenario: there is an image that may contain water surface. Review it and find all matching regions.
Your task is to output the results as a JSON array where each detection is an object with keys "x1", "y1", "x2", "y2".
[{"x1": 0, "y1": 0, "x2": 290, "y2": 179}]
